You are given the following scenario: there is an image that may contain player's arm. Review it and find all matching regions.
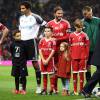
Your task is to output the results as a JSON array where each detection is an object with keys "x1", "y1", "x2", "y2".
[
  {"x1": 33, "y1": 13, "x2": 47, "y2": 38},
  {"x1": 46, "y1": 50, "x2": 55, "y2": 63},
  {"x1": 38, "y1": 39, "x2": 47, "y2": 65},
  {"x1": 33, "y1": 13, "x2": 47, "y2": 25},
  {"x1": 39, "y1": 49, "x2": 45, "y2": 62},
  {"x1": 57, "y1": 33, "x2": 70, "y2": 41},
  {"x1": 68, "y1": 34, "x2": 72, "y2": 53},
  {"x1": 46, "y1": 40, "x2": 56, "y2": 63},
  {"x1": 39, "y1": 41, "x2": 55, "y2": 65},
  {"x1": 0, "y1": 24, "x2": 9, "y2": 44},
  {"x1": 10, "y1": 43, "x2": 13, "y2": 56},
  {"x1": 85, "y1": 33, "x2": 90, "y2": 59},
  {"x1": 38, "y1": 39, "x2": 45, "y2": 61}
]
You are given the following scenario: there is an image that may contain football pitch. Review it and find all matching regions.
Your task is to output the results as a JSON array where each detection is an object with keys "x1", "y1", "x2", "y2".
[{"x1": 0, "y1": 66, "x2": 100, "y2": 100}]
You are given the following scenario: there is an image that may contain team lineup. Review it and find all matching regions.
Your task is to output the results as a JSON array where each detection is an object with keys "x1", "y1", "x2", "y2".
[{"x1": 0, "y1": 1, "x2": 100, "y2": 98}]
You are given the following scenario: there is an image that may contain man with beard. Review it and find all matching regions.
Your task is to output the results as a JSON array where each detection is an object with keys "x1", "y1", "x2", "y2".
[
  {"x1": 82, "y1": 6, "x2": 100, "y2": 82},
  {"x1": 47, "y1": 6, "x2": 71, "y2": 94}
]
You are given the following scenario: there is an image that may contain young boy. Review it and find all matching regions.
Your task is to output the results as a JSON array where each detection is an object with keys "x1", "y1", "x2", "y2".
[
  {"x1": 39, "y1": 26, "x2": 56, "y2": 95},
  {"x1": 69, "y1": 19, "x2": 90, "y2": 95},
  {"x1": 11, "y1": 29, "x2": 28, "y2": 94}
]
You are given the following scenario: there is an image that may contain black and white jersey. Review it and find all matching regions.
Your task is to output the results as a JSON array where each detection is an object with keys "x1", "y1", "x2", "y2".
[{"x1": 19, "y1": 13, "x2": 46, "y2": 40}]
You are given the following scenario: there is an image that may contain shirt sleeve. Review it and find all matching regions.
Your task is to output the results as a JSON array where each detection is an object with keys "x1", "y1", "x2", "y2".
[{"x1": 33, "y1": 13, "x2": 47, "y2": 26}]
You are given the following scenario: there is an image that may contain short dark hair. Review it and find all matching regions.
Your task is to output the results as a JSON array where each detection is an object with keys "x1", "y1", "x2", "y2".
[
  {"x1": 82, "y1": 6, "x2": 92, "y2": 12},
  {"x1": 44, "y1": 26, "x2": 53, "y2": 32},
  {"x1": 20, "y1": 1, "x2": 32, "y2": 9},
  {"x1": 54, "y1": 6, "x2": 63, "y2": 13},
  {"x1": 12, "y1": 29, "x2": 20, "y2": 37}
]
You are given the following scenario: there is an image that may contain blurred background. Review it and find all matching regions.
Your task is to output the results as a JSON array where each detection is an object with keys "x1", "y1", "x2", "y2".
[{"x1": 0, "y1": 0, "x2": 100, "y2": 60}]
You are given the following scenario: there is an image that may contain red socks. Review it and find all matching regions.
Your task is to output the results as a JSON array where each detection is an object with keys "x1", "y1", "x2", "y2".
[
  {"x1": 73, "y1": 72, "x2": 84, "y2": 92},
  {"x1": 73, "y1": 73, "x2": 78, "y2": 92},
  {"x1": 79, "y1": 72, "x2": 84, "y2": 92},
  {"x1": 53, "y1": 75, "x2": 58, "y2": 92},
  {"x1": 43, "y1": 75, "x2": 47, "y2": 91}
]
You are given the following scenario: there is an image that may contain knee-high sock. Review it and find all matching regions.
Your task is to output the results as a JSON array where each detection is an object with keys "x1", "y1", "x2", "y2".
[
  {"x1": 15, "y1": 77, "x2": 19, "y2": 90},
  {"x1": 43, "y1": 74, "x2": 47, "y2": 91},
  {"x1": 19, "y1": 76, "x2": 22, "y2": 84},
  {"x1": 50, "y1": 75, "x2": 54, "y2": 91},
  {"x1": 32, "y1": 61, "x2": 41, "y2": 86},
  {"x1": 73, "y1": 73, "x2": 78, "y2": 92},
  {"x1": 79, "y1": 72, "x2": 84, "y2": 92},
  {"x1": 21, "y1": 77, "x2": 26, "y2": 91},
  {"x1": 35, "y1": 70, "x2": 41, "y2": 85},
  {"x1": 53, "y1": 75, "x2": 58, "y2": 91},
  {"x1": 61, "y1": 78, "x2": 66, "y2": 89}
]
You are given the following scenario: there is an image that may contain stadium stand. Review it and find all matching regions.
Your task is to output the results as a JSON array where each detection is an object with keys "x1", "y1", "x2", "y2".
[{"x1": 0, "y1": 0, "x2": 100, "y2": 60}]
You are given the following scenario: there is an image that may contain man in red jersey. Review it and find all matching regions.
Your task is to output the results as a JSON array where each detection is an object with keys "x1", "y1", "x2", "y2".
[{"x1": 47, "y1": 6, "x2": 71, "y2": 94}]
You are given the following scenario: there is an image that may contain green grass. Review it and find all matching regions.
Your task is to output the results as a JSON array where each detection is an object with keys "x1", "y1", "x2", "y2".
[{"x1": 0, "y1": 66, "x2": 99, "y2": 100}]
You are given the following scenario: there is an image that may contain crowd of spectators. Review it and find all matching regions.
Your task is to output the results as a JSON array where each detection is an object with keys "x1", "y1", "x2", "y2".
[
  {"x1": 42, "y1": 0, "x2": 100, "y2": 24},
  {"x1": 0, "y1": 0, "x2": 100, "y2": 60}
]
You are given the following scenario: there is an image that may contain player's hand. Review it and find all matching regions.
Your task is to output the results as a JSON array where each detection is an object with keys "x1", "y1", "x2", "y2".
[
  {"x1": 34, "y1": 37, "x2": 40, "y2": 44},
  {"x1": 44, "y1": 60, "x2": 49, "y2": 65},
  {"x1": 54, "y1": 67, "x2": 58, "y2": 72},
  {"x1": 42, "y1": 59, "x2": 48, "y2": 65}
]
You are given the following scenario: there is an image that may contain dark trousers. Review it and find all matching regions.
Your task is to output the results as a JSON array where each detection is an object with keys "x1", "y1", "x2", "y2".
[{"x1": 83, "y1": 67, "x2": 100, "y2": 94}]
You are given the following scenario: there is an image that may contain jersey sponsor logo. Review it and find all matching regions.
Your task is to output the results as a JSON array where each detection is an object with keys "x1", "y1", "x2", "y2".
[
  {"x1": 53, "y1": 32, "x2": 64, "y2": 36},
  {"x1": 54, "y1": 27, "x2": 59, "y2": 30}
]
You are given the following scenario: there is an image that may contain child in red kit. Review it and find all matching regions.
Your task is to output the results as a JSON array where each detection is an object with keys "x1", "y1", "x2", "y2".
[
  {"x1": 39, "y1": 26, "x2": 56, "y2": 95},
  {"x1": 69, "y1": 19, "x2": 90, "y2": 95},
  {"x1": 57, "y1": 42, "x2": 71, "y2": 96}
]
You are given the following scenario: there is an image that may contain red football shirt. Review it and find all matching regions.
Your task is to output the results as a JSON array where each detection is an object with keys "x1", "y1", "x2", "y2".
[
  {"x1": 39, "y1": 37, "x2": 56, "y2": 58},
  {"x1": 47, "y1": 19, "x2": 71, "y2": 41},
  {"x1": 69, "y1": 31, "x2": 89, "y2": 59}
]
